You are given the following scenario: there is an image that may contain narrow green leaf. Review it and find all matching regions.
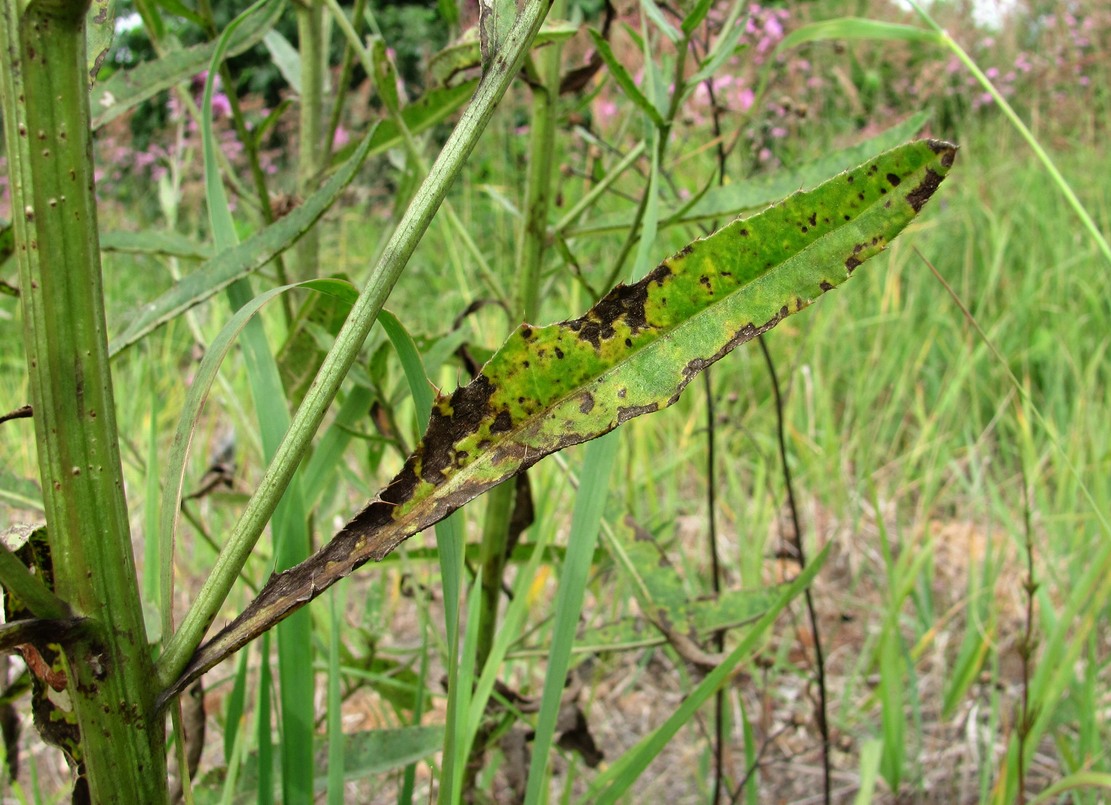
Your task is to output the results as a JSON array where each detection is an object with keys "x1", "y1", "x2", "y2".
[
  {"x1": 369, "y1": 37, "x2": 400, "y2": 115},
  {"x1": 89, "y1": 0, "x2": 285, "y2": 130},
  {"x1": 263, "y1": 29, "x2": 302, "y2": 95},
  {"x1": 195, "y1": 726, "x2": 445, "y2": 799},
  {"x1": 329, "y1": 82, "x2": 475, "y2": 166},
  {"x1": 255, "y1": 633, "x2": 275, "y2": 805},
  {"x1": 854, "y1": 737, "x2": 884, "y2": 805},
  {"x1": 587, "y1": 28, "x2": 664, "y2": 127},
  {"x1": 223, "y1": 650, "x2": 249, "y2": 765},
  {"x1": 326, "y1": 588, "x2": 345, "y2": 805},
  {"x1": 108, "y1": 128, "x2": 376, "y2": 356},
  {"x1": 100, "y1": 229, "x2": 211, "y2": 260},
  {"x1": 776, "y1": 17, "x2": 942, "y2": 52},
  {"x1": 177, "y1": 140, "x2": 956, "y2": 678},
  {"x1": 525, "y1": 433, "x2": 619, "y2": 805},
  {"x1": 639, "y1": 0, "x2": 680, "y2": 43},
  {"x1": 680, "y1": 0, "x2": 715, "y2": 36}
]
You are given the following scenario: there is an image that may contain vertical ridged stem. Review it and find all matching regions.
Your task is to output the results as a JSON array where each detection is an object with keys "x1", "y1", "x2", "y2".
[{"x1": 0, "y1": 0, "x2": 168, "y2": 799}]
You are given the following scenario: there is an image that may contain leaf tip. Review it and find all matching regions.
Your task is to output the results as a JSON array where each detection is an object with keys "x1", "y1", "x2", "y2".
[{"x1": 926, "y1": 139, "x2": 958, "y2": 171}]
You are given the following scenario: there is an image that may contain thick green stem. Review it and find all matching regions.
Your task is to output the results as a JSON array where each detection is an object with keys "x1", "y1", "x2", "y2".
[
  {"x1": 294, "y1": 0, "x2": 325, "y2": 280},
  {"x1": 0, "y1": 0, "x2": 168, "y2": 800},
  {"x1": 156, "y1": 0, "x2": 552, "y2": 691}
]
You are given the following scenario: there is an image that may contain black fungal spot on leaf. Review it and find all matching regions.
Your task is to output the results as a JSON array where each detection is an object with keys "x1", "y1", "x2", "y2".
[
  {"x1": 562, "y1": 263, "x2": 671, "y2": 349},
  {"x1": 906, "y1": 168, "x2": 945, "y2": 213},
  {"x1": 887, "y1": 173, "x2": 901, "y2": 186},
  {"x1": 579, "y1": 394, "x2": 594, "y2": 414},
  {"x1": 491, "y1": 409, "x2": 513, "y2": 433},
  {"x1": 846, "y1": 256, "x2": 862, "y2": 272}
]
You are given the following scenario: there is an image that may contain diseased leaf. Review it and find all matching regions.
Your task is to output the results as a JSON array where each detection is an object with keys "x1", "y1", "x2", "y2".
[
  {"x1": 478, "y1": 0, "x2": 519, "y2": 73},
  {"x1": 168, "y1": 140, "x2": 956, "y2": 695},
  {"x1": 85, "y1": 0, "x2": 115, "y2": 84}
]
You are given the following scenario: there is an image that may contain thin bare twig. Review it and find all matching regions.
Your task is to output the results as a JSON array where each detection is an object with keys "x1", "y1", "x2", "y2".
[{"x1": 758, "y1": 336, "x2": 831, "y2": 805}]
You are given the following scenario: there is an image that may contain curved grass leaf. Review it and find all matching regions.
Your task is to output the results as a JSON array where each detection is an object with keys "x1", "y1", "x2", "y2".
[
  {"x1": 776, "y1": 17, "x2": 942, "y2": 51},
  {"x1": 167, "y1": 139, "x2": 956, "y2": 694}
]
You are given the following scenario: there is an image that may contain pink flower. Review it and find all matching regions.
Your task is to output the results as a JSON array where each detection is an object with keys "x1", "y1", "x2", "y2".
[
  {"x1": 211, "y1": 92, "x2": 231, "y2": 119},
  {"x1": 332, "y1": 126, "x2": 350, "y2": 149}
]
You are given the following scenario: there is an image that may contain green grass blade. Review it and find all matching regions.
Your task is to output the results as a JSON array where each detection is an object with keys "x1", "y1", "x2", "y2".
[
  {"x1": 224, "y1": 650, "x2": 250, "y2": 765},
  {"x1": 582, "y1": 545, "x2": 832, "y2": 803},
  {"x1": 854, "y1": 738, "x2": 884, "y2": 805},
  {"x1": 256, "y1": 633, "x2": 275, "y2": 805},
  {"x1": 376, "y1": 308, "x2": 471, "y2": 804},
  {"x1": 326, "y1": 587, "x2": 345, "y2": 805},
  {"x1": 197, "y1": 8, "x2": 318, "y2": 794},
  {"x1": 524, "y1": 432, "x2": 620, "y2": 805}
]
